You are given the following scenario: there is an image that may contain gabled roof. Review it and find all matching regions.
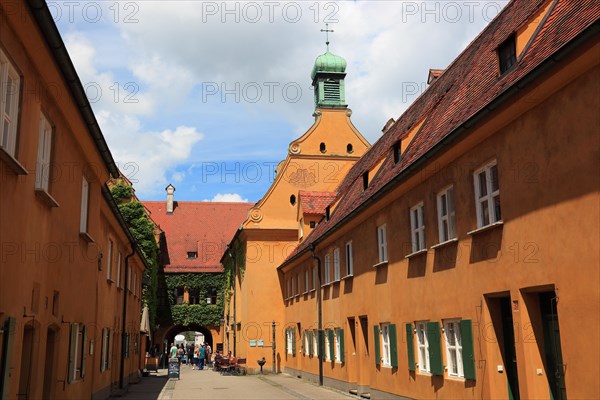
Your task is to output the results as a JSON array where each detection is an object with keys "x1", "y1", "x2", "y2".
[
  {"x1": 283, "y1": 0, "x2": 599, "y2": 266},
  {"x1": 299, "y1": 191, "x2": 337, "y2": 215},
  {"x1": 143, "y1": 201, "x2": 253, "y2": 273}
]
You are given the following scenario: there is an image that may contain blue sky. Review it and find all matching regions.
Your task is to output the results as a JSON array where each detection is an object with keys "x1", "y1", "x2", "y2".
[{"x1": 51, "y1": 1, "x2": 507, "y2": 202}]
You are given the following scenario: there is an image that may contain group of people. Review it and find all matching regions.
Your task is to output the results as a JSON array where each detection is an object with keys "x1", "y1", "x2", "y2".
[{"x1": 169, "y1": 342, "x2": 213, "y2": 370}]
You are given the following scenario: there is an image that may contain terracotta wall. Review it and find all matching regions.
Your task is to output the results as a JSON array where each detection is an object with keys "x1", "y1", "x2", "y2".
[
  {"x1": 281, "y1": 45, "x2": 599, "y2": 399},
  {"x1": 0, "y1": 2, "x2": 145, "y2": 399}
]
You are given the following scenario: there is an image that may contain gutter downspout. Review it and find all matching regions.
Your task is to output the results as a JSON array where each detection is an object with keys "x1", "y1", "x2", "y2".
[
  {"x1": 309, "y1": 243, "x2": 323, "y2": 386},
  {"x1": 119, "y1": 246, "x2": 135, "y2": 389}
]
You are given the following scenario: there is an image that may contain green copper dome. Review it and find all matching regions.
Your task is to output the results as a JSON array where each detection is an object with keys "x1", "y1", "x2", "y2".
[{"x1": 311, "y1": 51, "x2": 347, "y2": 80}]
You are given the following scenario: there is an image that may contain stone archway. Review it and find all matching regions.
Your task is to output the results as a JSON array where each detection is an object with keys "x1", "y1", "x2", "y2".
[{"x1": 163, "y1": 324, "x2": 214, "y2": 349}]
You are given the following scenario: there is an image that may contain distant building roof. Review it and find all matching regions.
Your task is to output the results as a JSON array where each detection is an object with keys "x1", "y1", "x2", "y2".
[
  {"x1": 299, "y1": 191, "x2": 337, "y2": 215},
  {"x1": 143, "y1": 201, "x2": 253, "y2": 273},
  {"x1": 283, "y1": 0, "x2": 599, "y2": 266}
]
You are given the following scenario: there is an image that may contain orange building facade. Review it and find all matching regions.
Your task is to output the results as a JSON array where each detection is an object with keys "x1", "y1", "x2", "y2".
[
  {"x1": 222, "y1": 47, "x2": 371, "y2": 372},
  {"x1": 279, "y1": 1, "x2": 599, "y2": 399},
  {"x1": 0, "y1": 1, "x2": 147, "y2": 399}
]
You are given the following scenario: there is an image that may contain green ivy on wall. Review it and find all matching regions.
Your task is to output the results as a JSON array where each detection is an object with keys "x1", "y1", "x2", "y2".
[
  {"x1": 110, "y1": 182, "x2": 159, "y2": 330},
  {"x1": 164, "y1": 273, "x2": 226, "y2": 327},
  {"x1": 221, "y1": 241, "x2": 246, "y2": 316}
]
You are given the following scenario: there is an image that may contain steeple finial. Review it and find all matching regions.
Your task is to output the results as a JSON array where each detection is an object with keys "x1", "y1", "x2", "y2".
[{"x1": 320, "y1": 23, "x2": 334, "y2": 51}]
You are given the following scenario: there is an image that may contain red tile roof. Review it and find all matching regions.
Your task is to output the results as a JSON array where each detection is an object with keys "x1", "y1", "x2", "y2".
[
  {"x1": 299, "y1": 191, "x2": 337, "y2": 215},
  {"x1": 284, "y1": 0, "x2": 599, "y2": 266},
  {"x1": 143, "y1": 201, "x2": 253, "y2": 273}
]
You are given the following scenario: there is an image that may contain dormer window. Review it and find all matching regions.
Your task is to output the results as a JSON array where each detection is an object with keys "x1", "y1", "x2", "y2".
[
  {"x1": 310, "y1": 221, "x2": 316, "y2": 228},
  {"x1": 498, "y1": 34, "x2": 517, "y2": 74},
  {"x1": 363, "y1": 172, "x2": 369, "y2": 190},
  {"x1": 187, "y1": 251, "x2": 198, "y2": 259},
  {"x1": 393, "y1": 141, "x2": 401, "y2": 164},
  {"x1": 325, "y1": 206, "x2": 331, "y2": 221}
]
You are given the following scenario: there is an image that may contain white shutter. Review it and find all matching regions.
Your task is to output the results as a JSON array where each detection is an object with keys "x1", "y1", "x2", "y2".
[
  {"x1": 68, "y1": 323, "x2": 78, "y2": 383},
  {"x1": 81, "y1": 325, "x2": 87, "y2": 378}
]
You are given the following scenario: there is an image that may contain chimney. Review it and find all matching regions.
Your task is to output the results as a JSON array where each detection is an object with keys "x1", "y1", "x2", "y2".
[{"x1": 166, "y1": 184, "x2": 175, "y2": 214}]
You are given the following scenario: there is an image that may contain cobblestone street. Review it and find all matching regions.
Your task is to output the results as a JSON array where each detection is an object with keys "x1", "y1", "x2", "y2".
[{"x1": 113, "y1": 367, "x2": 356, "y2": 400}]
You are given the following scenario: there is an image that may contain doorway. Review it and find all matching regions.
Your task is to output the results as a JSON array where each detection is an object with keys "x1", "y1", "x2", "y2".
[
  {"x1": 18, "y1": 325, "x2": 35, "y2": 400},
  {"x1": 42, "y1": 327, "x2": 59, "y2": 399},
  {"x1": 487, "y1": 296, "x2": 520, "y2": 400},
  {"x1": 539, "y1": 291, "x2": 566, "y2": 400},
  {"x1": 357, "y1": 316, "x2": 370, "y2": 389}
]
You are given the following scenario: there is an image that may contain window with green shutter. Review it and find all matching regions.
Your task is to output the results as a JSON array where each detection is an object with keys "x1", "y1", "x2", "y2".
[
  {"x1": 427, "y1": 322, "x2": 444, "y2": 376},
  {"x1": 328, "y1": 329, "x2": 334, "y2": 361},
  {"x1": 308, "y1": 331, "x2": 313, "y2": 357},
  {"x1": 68, "y1": 323, "x2": 78, "y2": 383},
  {"x1": 406, "y1": 323, "x2": 416, "y2": 371},
  {"x1": 292, "y1": 328, "x2": 296, "y2": 356},
  {"x1": 461, "y1": 320, "x2": 476, "y2": 380},
  {"x1": 318, "y1": 329, "x2": 325, "y2": 360},
  {"x1": 373, "y1": 325, "x2": 381, "y2": 366},
  {"x1": 389, "y1": 324, "x2": 398, "y2": 367},
  {"x1": 338, "y1": 329, "x2": 345, "y2": 363}
]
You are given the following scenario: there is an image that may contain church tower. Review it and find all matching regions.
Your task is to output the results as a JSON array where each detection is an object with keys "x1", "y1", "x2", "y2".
[{"x1": 311, "y1": 50, "x2": 347, "y2": 109}]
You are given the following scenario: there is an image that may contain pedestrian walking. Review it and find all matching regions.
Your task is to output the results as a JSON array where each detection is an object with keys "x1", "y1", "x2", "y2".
[{"x1": 198, "y1": 344, "x2": 206, "y2": 370}]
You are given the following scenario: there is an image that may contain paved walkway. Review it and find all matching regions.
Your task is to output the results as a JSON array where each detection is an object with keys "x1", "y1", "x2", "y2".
[{"x1": 114, "y1": 366, "x2": 356, "y2": 400}]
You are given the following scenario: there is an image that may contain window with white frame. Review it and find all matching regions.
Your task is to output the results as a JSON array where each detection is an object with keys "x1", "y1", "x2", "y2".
[
  {"x1": 286, "y1": 278, "x2": 291, "y2": 299},
  {"x1": 335, "y1": 328, "x2": 342, "y2": 362},
  {"x1": 437, "y1": 187, "x2": 456, "y2": 242},
  {"x1": 410, "y1": 203, "x2": 425, "y2": 253},
  {"x1": 116, "y1": 253, "x2": 122, "y2": 288},
  {"x1": 474, "y1": 161, "x2": 501, "y2": 228},
  {"x1": 304, "y1": 269, "x2": 309, "y2": 294},
  {"x1": 133, "y1": 272, "x2": 137, "y2": 297},
  {"x1": 106, "y1": 239, "x2": 113, "y2": 280},
  {"x1": 80, "y1": 177, "x2": 90, "y2": 234},
  {"x1": 333, "y1": 248, "x2": 340, "y2": 281},
  {"x1": 312, "y1": 266, "x2": 317, "y2": 290},
  {"x1": 68, "y1": 323, "x2": 87, "y2": 382},
  {"x1": 127, "y1": 267, "x2": 132, "y2": 292},
  {"x1": 381, "y1": 323, "x2": 391, "y2": 367},
  {"x1": 304, "y1": 331, "x2": 310, "y2": 355},
  {"x1": 324, "y1": 329, "x2": 331, "y2": 361},
  {"x1": 377, "y1": 224, "x2": 387, "y2": 263},
  {"x1": 291, "y1": 276, "x2": 295, "y2": 296},
  {"x1": 100, "y1": 328, "x2": 111, "y2": 372},
  {"x1": 324, "y1": 254, "x2": 331, "y2": 284},
  {"x1": 296, "y1": 273, "x2": 301, "y2": 296},
  {"x1": 0, "y1": 49, "x2": 21, "y2": 157},
  {"x1": 416, "y1": 322, "x2": 430, "y2": 373},
  {"x1": 286, "y1": 328, "x2": 293, "y2": 355},
  {"x1": 444, "y1": 319, "x2": 463, "y2": 378},
  {"x1": 313, "y1": 329, "x2": 319, "y2": 356},
  {"x1": 35, "y1": 113, "x2": 53, "y2": 191},
  {"x1": 345, "y1": 241, "x2": 353, "y2": 276}
]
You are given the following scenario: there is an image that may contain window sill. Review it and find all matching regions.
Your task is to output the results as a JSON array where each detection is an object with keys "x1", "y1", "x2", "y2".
[
  {"x1": 332, "y1": 279, "x2": 341, "y2": 284},
  {"x1": 373, "y1": 261, "x2": 388, "y2": 268},
  {"x1": 467, "y1": 221, "x2": 504, "y2": 236},
  {"x1": 35, "y1": 189, "x2": 60, "y2": 207},
  {"x1": 342, "y1": 274, "x2": 354, "y2": 280},
  {"x1": 430, "y1": 238, "x2": 458, "y2": 250},
  {"x1": 80, "y1": 232, "x2": 95, "y2": 243},
  {"x1": 0, "y1": 148, "x2": 28, "y2": 175},
  {"x1": 405, "y1": 249, "x2": 427, "y2": 259},
  {"x1": 321, "y1": 282, "x2": 331, "y2": 288},
  {"x1": 445, "y1": 375, "x2": 466, "y2": 382},
  {"x1": 309, "y1": 288, "x2": 316, "y2": 293}
]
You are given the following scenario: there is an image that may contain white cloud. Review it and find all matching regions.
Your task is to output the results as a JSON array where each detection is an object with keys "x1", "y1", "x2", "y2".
[
  {"x1": 206, "y1": 193, "x2": 249, "y2": 203},
  {"x1": 96, "y1": 111, "x2": 204, "y2": 195}
]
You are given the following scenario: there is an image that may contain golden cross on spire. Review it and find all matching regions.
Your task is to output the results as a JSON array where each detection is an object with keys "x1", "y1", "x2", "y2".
[{"x1": 320, "y1": 23, "x2": 334, "y2": 51}]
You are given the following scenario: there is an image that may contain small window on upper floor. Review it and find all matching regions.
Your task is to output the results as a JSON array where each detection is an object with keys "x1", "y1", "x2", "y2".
[
  {"x1": 347, "y1": 143, "x2": 353, "y2": 154},
  {"x1": 325, "y1": 206, "x2": 331, "y2": 221},
  {"x1": 0, "y1": 48, "x2": 21, "y2": 159},
  {"x1": 187, "y1": 251, "x2": 198, "y2": 259},
  {"x1": 320, "y1": 142, "x2": 326, "y2": 153},
  {"x1": 498, "y1": 34, "x2": 517, "y2": 75},
  {"x1": 309, "y1": 221, "x2": 316, "y2": 229},
  {"x1": 290, "y1": 194, "x2": 296, "y2": 206},
  {"x1": 362, "y1": 172, "x2": 369, "y2": 190},
  {"x1": 393, "y1": 141, "x2": 401, "y2": 164}
]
